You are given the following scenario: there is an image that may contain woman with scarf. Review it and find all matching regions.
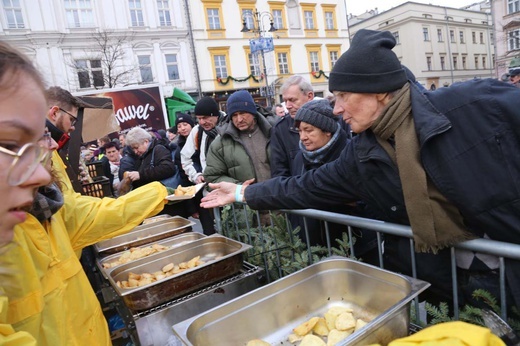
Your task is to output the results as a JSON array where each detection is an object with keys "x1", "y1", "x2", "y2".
[
  {"x1": 293, "y1": 99, "x2": 378, "y2": 259},
  {"x1": 2, "y1": 125, "x2": 172, "y2": 344},
  {"x1": 0, "y1": 40, "x2": 51, "y2": 346}
]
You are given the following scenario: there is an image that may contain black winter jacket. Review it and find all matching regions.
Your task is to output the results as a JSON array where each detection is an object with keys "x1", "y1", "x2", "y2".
[
  {"x1": 245, "y1": 79, "x2": 520, "y2": 305},
  {"x1": 133, "y1": 138, "x2": 176, "y2": 189}
]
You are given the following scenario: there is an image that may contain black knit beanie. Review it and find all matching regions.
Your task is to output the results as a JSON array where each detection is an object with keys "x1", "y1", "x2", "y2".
[
  {"x1": 294, "y1": 99, "x2": 337, "y2": 133},
  {"x1": 175, "y1": 113, "x2": 195, "y2": 128},
  {"x1": 226, "y1": 90, "x2": 257, "y2": 116},
  {"x1": 329, "y1": 29, "x2": 408, "y2": 93},
  {"x1": 194, "y1": 96, "x2": 220, "y2": 117}
]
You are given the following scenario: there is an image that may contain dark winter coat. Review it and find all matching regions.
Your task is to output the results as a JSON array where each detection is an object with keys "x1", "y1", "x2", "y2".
[
  {"x1": 118, "y1": 145, "x2": 138, "y2": 181},
  {"x1": 244, "y1": 79, "x2": 520, "y2": 305},
  {"x1": 132, "y1": 138, "x2": 176, "y2": 189},
  {"x1": 269, "y1": 115, "x2": 300, "y2": 178},
  {"x1": 204, "y1": 112, "x2": 271, "y2": 184}
]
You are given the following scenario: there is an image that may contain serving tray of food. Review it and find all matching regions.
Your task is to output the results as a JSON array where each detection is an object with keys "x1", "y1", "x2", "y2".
[
  {"x1": 172, "y1": 257, "x2": 430, "y2": 346},
  {"x1": 106, "y1": 234, "x2": 252, "y2": 311},
  {"x1": 97, "y1": 232, "x2": 207, "y2": 276},
  {"x1": 94, "y1": 216, "x2": 195, "y2": 257}
]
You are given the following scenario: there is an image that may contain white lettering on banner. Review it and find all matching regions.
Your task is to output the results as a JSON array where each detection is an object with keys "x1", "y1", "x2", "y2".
[{"x1": 115, "y1": 103, "x2": 151, "y2": 124}]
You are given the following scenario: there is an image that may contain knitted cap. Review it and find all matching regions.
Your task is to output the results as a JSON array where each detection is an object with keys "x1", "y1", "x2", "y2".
[
  {"x1": 194, "y1": 96, "x2": 220, "y2": 117},
  {"x1": 175, "y1": 113, "x2": 195, "y2": 128},
  {"x1": 226, "y1": 90, "x2": 257, "y2": 117},
  {"x1": 329, "y1": 29, "x2": 408, "y2": 93},
  {"x1": 295, "y1": 99, "x2": 337, "y2": 133}
]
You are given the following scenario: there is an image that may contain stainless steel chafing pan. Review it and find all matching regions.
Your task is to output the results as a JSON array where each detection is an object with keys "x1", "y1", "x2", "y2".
[
  {"x1": 96, "y1": 232, "x2": 207, "y2": 277},
  {"x1": 94, "y1": 216, "x2": 195, "y2": 257},
  {"x1": 172, "y1": 257, "x2": 430, "y2": 346},
  {"x1": 107, "y1": 234, "x2": 252, "y2": 311}
]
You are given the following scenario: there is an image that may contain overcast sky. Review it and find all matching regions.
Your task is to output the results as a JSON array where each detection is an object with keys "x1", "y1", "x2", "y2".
[{"x1": 345, "y1": 0, "x2": 479, "y2": 16}]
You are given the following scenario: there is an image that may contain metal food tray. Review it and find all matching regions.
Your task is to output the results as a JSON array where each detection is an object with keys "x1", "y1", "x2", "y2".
[
  {"x1": 97, "y1": 232, "x2": 207, "y2": 276},
  {"x1": 107, "y1": 234, "x2": 252, "y2": 311},
  {"x1": 141, "y1": 214, "x2": 173, "y2": 225},
  {"x1": 172, "y1": 257, "x2": 430, "y2": 346},
  {"x1": 94, "y1": 216, "x2": 195, "y2": 257}
]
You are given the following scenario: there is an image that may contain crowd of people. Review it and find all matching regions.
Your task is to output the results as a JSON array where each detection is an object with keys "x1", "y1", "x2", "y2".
[{"x1": 1, "y1": 27, "x2": 520, "y2": 345}]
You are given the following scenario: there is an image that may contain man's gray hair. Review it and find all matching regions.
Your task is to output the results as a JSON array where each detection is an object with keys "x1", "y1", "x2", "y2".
[
  {"x1": 280, "y1": 75, "x2": 313, "y2": 95},
  {"x1": 125, "y1": 127, "x2": 152, "y2": 147}
]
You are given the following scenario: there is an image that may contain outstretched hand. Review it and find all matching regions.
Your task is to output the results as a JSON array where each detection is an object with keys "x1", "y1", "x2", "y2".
[{"x1": 200, "y1": 178, "x2": 254, "y2": 208}]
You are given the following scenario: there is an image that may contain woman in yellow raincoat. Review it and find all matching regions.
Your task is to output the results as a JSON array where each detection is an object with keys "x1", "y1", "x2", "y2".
[
  {"x1": 0, "y1": 42, "x2": 53, "y2": 344},
  {"x1": 1, "y1": 124, "x2": 171, "y2": 345}
]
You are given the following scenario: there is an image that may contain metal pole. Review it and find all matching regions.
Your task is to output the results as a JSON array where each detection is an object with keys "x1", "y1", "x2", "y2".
[{"x1": 260, "y1": 46, "x2": 271, "y2": 107}]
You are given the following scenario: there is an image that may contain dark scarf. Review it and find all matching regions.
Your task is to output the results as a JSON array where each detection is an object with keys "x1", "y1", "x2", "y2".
[
  {"x1": 203, "y1": 127, "x2": 219, "y2": 155},
  {"x1": 30, "y1": 183, "x2": 64, "y2": 222},
  {"x1": 371, "y1": 83, "x2": 474, "y2": 252},
  {"x1": 299, "y1": 123, "x2": 341, "y2": 164}
]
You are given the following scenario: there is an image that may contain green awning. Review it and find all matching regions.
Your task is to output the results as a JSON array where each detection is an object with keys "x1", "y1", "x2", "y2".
[{"x1": 170, "y1": 88, "x2": 196, "y2": 106}]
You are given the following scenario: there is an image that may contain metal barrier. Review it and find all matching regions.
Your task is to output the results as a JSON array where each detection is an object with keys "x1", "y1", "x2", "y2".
[{"x1": 214, "y1": 203, "x2": 520, "y2": 324}]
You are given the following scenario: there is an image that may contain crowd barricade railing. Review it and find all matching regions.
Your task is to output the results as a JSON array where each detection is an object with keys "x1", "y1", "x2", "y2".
[{"x1": 213, "y1": 203, "x2": 520, "y2": 325}]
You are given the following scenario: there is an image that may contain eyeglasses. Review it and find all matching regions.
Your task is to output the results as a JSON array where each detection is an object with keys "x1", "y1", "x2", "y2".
[
  {"x1": 0, "y1": 143, "x2": 50, "y2": 186},
  {"x1": 59, "y1": 107, "x2": 77, "y2": 126}
]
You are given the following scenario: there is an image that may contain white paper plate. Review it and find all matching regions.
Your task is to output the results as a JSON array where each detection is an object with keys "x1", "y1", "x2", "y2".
[{"x1": 165, "y1": 183, "x2": 205, "y2": 202}]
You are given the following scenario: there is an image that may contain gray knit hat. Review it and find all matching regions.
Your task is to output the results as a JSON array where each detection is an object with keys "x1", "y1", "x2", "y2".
[{"x1": 295, "y1": 99, "x2": 337, "y2": 133}]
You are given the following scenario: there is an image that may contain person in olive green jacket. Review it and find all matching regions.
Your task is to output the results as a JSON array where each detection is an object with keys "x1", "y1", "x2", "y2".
[{"x1": 204, "y1": 90, "x2": 271, "y2": 184}]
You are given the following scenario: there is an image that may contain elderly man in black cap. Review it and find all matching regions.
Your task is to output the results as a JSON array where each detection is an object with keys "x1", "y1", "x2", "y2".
[{"x1": 201, "y1": 29, "x2": 520, "y2": 308}]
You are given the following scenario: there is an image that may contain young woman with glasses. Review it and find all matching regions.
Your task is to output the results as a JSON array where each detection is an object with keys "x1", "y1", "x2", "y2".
[{"x1": 0, "y1": 41, "x2": 51, "y2": 345}]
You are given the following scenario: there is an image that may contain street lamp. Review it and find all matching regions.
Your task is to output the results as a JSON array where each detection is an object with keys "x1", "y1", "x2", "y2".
[{"x1": 241, "y1": 9, "x2": 277, "y2": 107}]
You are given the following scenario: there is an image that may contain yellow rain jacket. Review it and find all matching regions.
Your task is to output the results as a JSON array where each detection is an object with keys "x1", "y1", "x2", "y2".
[
  {"x1": 2, "y1": 181, "x2": 167, "y2": 345},
  {"x1": 0, "y1": 297, "x2": 36, "y2": 345}
]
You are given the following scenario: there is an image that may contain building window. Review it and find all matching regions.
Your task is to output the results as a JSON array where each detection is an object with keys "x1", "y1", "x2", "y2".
[
  {"x1": 472, "y1": 32, "x2": 476, "y2": 43},
  {"x1": 248, "y1": 53, "x2": 261, "y2": 76},
  {"x1": 479, "y1": 32, "x2": 484, "y2": 44},
  {"x1": 3, "y1": 0, "x2": 24, "y2": 28},
  {"x1": 207, "y1": 8, "x2": 220, "y2": 29},
  {"x1": 508, "y1": 29, "x2": 520, "y2": 51},
  {"x1": 462, "y1": 56, "x2": 467, "y2": 69},
  {"x1": 453, "y1": 56, "x2": 458, "y2": 70},
  {"x1": 309, "y1": 51, "x2": 319, "y2": 72},
  {"x1": 272, "y1": 9, "x2": 283, "y2": 29},
  {"x1": 138, "y1": 55, "x2": 153, "y2": 83},
  {"x1": 304, "y1": 10, "x2": 314, "y2": 29},
  {"x1": 214, "y1": 54, "x2": 227, "y2": 78},
  {"x1": 324, "y1": 11, "x2": 334, "y2": 30},
  {"x1": 450, "y1": 30, "x2": 455, "y2": 43},
  {"x1": 508, "y1": 0, "x2": 519, "y2": 14},
  {"x1": 129, "y1": 0, "x2": 144, "y2": 27},
  {"x1": 437, "y1": 29, "x2": 443, "y2": 42},
  {"x1": 241, "y1": 9, "x2": 254, "y2": 30},
  {"x1": 490, "y1": 31, "x2": 494, "y2": 44},
  {"x1": 277, "y1": 52, "x2": 289, "y2": 74},
  {"x1": 157, "y1": 0, "x2": 171, "y2": 26},
  {"x1": 460, "y1": 31, "x2": 465, "y2": 43},
  {"x1": 475, "y1": 56, "x2": 479, "y2": 69},
  {"x1": 440, "y1": 56, "x2": 445, "y2": 70},
  {"x1": 64, "y1": 0, "x2": 94, "y2": 28},
  {"x1": 330, "y1": 51, "x2": 338, "y2": 67},
  {"x1": 482, "y1": 56, "x2": 486, "y2": 69},
  {"x1": 76, "y1": 59, "x2": 104, "y2": 89},
  {"x1": 392, "y1": 31, "x2": 400, "y2": 44},
  {"x1": 426, "y1": 56, "x2": 432, "y2": 71},
  {"x1": 423, "y1": 27, "x2": 430, "y2": 41},
  {"x1": 165, "y1": 54, "x2": 179, "y2": 80}
]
